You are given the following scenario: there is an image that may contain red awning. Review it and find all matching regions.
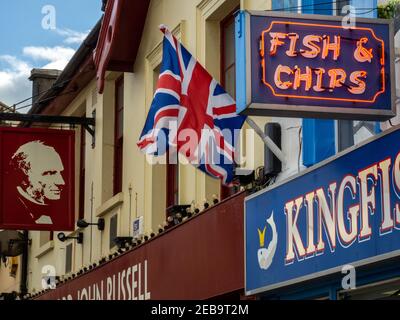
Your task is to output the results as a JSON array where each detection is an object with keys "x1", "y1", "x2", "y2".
[
  {"x1": 33, "y1": 192, "x2": 245, "y2": 300},
  {"x1": 94, "y1": 0, "x2": 150, "y2": 93}
]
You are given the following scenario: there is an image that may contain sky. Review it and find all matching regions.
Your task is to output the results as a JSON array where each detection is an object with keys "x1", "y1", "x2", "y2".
[{"x1": 0, "y1": 0, "x2": 103, "y2": 108}]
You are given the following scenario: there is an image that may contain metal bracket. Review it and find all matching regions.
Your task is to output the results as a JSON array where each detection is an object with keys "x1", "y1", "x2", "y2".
[
  {"x1": 90, "y1": 109, "x2": 96, "y2": 148},
  {"x1": 245, "y1": 118, "x2": 287, "y2": 166},
  {"x1": 83, "y1": 123, "x2": 95, "y2": 138},
  {"x1": 0, "y1": 112, "x2": 96, "y2": 147}
]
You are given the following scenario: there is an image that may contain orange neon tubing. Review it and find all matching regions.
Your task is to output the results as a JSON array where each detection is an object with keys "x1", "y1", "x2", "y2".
[{"x1": 260, "y1": 21, "x2": 386, "y2": 104}]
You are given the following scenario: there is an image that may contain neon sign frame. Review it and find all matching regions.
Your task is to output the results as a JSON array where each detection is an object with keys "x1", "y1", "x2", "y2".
[
  {"x1": 235, "y1": 11, "x2": 397, "y2": 121},
  {"x1": 261, "y1": 21, "x2": 386, "y2": 104}
]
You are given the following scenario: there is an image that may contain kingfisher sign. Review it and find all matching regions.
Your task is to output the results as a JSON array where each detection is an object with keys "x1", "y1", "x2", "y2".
[
  {"x1": 235, "y1": 11, "x2": 396, "y2": 120},
  {"x1": 245, "y1": 126, "x2": 400, "y2": 295}
]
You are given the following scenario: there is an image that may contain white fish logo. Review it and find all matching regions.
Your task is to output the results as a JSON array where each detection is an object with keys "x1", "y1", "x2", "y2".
[{"x1": 257, "y1": 212, "x2": 278, "y2": 270}]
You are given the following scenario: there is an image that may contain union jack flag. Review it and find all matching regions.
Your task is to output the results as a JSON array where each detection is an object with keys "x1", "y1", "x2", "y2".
[{"x1": 137, "y1": 26, "x2": 246, "y2": 185}]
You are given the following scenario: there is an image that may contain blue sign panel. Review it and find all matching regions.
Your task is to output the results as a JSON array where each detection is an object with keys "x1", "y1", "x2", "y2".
[
  {"x1": 245, "y1": 126, "x2": 400, "y2": 295},
  {"x1": 235, "y1": 11, "x2": 396, "y2": 120}
]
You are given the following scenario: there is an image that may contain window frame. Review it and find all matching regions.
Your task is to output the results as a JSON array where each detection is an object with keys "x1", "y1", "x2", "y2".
[
  {"x1": 166, "y1": 151, "x2": 179, "y2": 208},
  {"x1": 65, "y1": 243, "x2": 73, "y2": 274},
  {"x1": 114, "y1": 76, "x2": 124, "y2": 196},
  {"x1": 220, "y1": 8, "x2": 239, "y2": 200},
  {"x1": 109, "y1": 214, "x2": 118, "y2": 249},
  {"x1": 78, "y1": 122, "x2": 86, "y2": 220}
]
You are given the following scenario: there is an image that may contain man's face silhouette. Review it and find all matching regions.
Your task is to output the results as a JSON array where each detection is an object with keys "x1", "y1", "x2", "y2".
[
  {"x1": 27, "y1": 149, "x2": 65, "y2": 203},
  {"x1": 12, "y1": 141, "x2": 66, "y2": 205}
]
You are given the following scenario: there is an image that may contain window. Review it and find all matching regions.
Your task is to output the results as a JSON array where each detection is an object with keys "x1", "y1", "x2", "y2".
[
  {"x1": 335, "y1": 0, "x2": 350, "y2": 16},
  {"x1": 148, "y1": 63, "x2": 167, "y2": 230},
  {"x1": 39, "y1": 232, "x2": 51, "y2": 247},
  {"x1": 114, "y1": 77, "x2": 124, "y2": 196},
  {"x1": 65, "y1": 244, "x2": 73, "y2": 274},
  {"x1": 221, "y1": 14, "x2": 236, "y2": 99},
  {"x1": 272, "y1": 0, "x2": 299, "y2": 11},
  {"x1": 109, "y1": 214, "x2": 118, "y2": 249},
  {"x1": 153, "y1": 65, "x2": 179, "y2": 210},
  {"x1": 166, "y1": 152, "x2": 179, "y2": 208},
  {"x1": 220, "y1": 11, "x2": 239, "y2": 200},
  {"x1": 78, "y1": 124, "x2": 86, "y2": 220}
]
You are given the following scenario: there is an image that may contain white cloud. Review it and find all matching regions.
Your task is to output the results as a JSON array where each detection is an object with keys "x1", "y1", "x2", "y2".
[
  {"x1": 0, "y1": 46, "x2": 76, "y2": 106},
  {"x1": 0, "y1": 26, "x2": 89, "y2": 106},
  {"x1": 0, "y1": 55, "x2": 32, "y2": 106},
  {"x1": 54, "y1": 28, "x2": 90, "y2": 45},
  {"x1": 23, "y1": 46, "x2": 75, "y2": 70}
]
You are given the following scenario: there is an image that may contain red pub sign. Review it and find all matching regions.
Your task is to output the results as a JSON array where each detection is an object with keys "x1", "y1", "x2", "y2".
[{"x1": 0, "y1": 128, "x2": 75, "y2": 231}]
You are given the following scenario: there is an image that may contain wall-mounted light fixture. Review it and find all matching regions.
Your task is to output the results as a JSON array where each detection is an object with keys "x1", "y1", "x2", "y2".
[
  {"x1": 57, "y1": 232, "x2": 83, "y2": 244},
  {"x1": 77, "y1": 218, "x2": 105, "y2": 231}
]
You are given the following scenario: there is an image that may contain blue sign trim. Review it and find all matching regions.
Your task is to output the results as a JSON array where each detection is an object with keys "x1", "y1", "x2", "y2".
[{"x1": 235, "y1": 11, "x2": 247, "y2": 114}]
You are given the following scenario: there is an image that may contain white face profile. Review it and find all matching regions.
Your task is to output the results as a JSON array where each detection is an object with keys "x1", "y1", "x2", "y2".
[{"x1": 11, "y1": 141, "x2": 66, "y2": 205}]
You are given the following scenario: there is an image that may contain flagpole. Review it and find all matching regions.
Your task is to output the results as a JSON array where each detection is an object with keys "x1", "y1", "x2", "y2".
[{"x1": 245, "y1": 118, "x2": 287, "y2": 166}]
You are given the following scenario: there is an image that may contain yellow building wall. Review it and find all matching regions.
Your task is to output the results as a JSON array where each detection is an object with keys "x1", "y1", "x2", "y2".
[{"x1": 27, "y1": 0, "x2": 273, "y2": 293}]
